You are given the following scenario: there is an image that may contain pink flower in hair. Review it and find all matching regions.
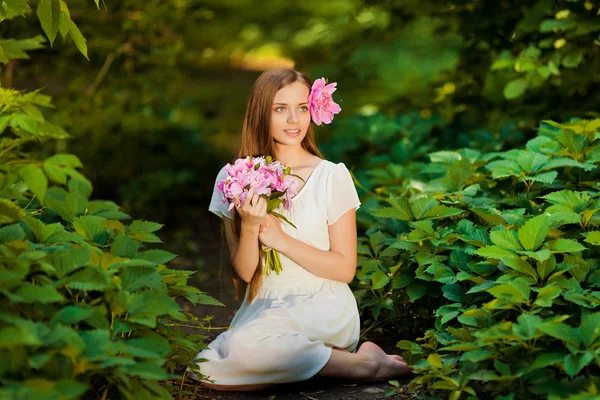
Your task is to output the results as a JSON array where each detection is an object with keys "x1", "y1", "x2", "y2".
[{"x1": 307, "y1": 78, "x2": 341, "y2": 126}]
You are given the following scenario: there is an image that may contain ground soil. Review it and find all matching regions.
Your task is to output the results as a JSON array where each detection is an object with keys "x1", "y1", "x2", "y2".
[{"x1": 161, "y1": 214, "x2": 416, "y2": 400}]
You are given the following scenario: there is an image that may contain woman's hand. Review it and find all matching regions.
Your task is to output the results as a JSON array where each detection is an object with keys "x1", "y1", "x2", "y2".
[
  {"x1": 258, "y1": 214, "x2": 287, "y2": 252},
  {"x1": 234, "y1": 186, "x2": 267, "y2": 231}
]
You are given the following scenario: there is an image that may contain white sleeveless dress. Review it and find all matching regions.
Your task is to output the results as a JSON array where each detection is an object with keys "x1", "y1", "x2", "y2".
[{"x1": 193, "y1": 159, "x2": 362, "y2": 385}]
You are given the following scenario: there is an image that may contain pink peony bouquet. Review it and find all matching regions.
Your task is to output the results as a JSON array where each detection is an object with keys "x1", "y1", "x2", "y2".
[
  {"x1": 308, "y1": 77, "x2": 341, "y2": 126},
  {"x1": 217, "y1": 155, "x2": 304, "y2": 276}
]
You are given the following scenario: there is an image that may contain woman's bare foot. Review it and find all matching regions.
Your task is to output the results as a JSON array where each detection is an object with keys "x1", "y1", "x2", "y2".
[{"x1": 356, "y1": 341, "x2": 412, "y2": 382}]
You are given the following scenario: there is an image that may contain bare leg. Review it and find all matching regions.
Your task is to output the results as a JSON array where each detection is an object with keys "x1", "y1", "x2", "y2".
[
  {"x1": 316, "y1": 341, "x2": 411, "y2": 382},
  {"x1": 200, "y1": 341, "x2": 411, "y2": 392}
]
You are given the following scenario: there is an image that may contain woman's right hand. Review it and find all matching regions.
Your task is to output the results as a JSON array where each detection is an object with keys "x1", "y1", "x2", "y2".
[{"x1": 233, "y1": 186, "x2": 267, "y2": 230}]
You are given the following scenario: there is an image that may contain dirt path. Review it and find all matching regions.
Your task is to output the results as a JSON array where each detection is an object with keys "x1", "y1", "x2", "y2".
[{"x1": 162, "y1": 217, "x2": 415, "y2": 399}]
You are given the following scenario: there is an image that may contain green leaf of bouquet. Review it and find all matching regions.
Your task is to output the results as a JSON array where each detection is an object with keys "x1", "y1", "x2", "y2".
[
  {"x1": 564, "y1": 352, "x2": 594, "y2": 378},
  {"x1": 534, "y1": 285, "x2": 562, "y2": 307},
  {"x1": 540, "y1": 157, "x2": 596, "y2": 172},
  {"x1": 36, "y1": 0, "x2": 60, "y2": 45},
  {"x1": 66, "y1": 266, "x2": 113, "y2": 291},
  {"x1": 547, "y1": 239, "x2": 586, "y2": 253},
  {"x1": 490, "y1": 229, "x2": 522, "y2": 250},
  {"x1": 542, "y1": 190, "x2": 588, "y2": 207},
  {"x1": 270, "y1": 211, "x2": 297, "y2": 229},
  {"x1": 582, "y1": 231, "x2": 600, "y2": 245},
  {"x1": 504, "y1": 78, "x2": 528, "y2": 99},
  {"x1": 518, "y1": 214, "x2": 551, "y2": 251},
  {"x1": 580, "y1": 312, "x2": 600, "y2": 348},
  {"x1": 371, "y1": 270, "x2": 390, "y2": 290},
  {"x1": 0, "y1": 224, "x2": 25, "y2": 243},
  {"x1": 537, "y1": 321, "x2": 580, "y2": 347}
]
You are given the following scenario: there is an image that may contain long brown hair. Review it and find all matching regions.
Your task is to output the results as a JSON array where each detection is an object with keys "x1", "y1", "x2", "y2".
[{"x1": 227, "y1": 67, "x2": 324, "y2": 304}]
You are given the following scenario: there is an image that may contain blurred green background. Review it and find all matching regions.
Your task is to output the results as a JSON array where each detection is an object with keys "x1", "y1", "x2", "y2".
[{"x1": 3, "y1": 0, "x2": 599, "y2": 229}]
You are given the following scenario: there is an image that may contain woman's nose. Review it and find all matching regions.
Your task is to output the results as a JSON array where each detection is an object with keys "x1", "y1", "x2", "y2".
[{"x1": 287, "y1": 110, "x2": 298, "y2": 123}]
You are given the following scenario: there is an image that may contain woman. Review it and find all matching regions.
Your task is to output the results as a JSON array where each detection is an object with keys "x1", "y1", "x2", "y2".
[{"x1": 194, "y1": 67, "x2": 411, "y2": 391}]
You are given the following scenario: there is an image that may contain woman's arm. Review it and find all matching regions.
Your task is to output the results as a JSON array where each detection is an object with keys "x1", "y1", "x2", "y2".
[
  {"x1": 278, "y1": 209, "x2": 358, "y2": 283},
  {"x1": 223, "y1": 186, "x2": 267, "y2": 283},
  {"x1": 224, "y1": 218, "x2": 261, "y2": 283}
]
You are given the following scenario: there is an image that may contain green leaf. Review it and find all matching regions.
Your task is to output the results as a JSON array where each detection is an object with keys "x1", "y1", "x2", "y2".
[
  {"x1": 517, "y1": 151, "x2": 549, "y2": 173},
  {"x1": 0, "y1": 224, "x2": 25, "y2": 243},
  {"x1": 504, "y1": 78, "x2": 528, "y2": 99},
  {"x1": 369, "y1": 231, "x2": 387, "y2": 256},
  {"x1": 583, "y1": 231, "x2": 600, "y2": 245},
  {"x1": 36, "y1": 0, "x2": 61, "y2": 45},
  {"x1": 490, "y1": 229, "x2": 522, "y2": 250},
  {"x1": 121, "y1": 337, "x2": 171, "y2": 359},
  {"x1": 488, "y1": 283, "x2": 527, "y2": 303},
  {"x1": 476, "y1": 245, "x2": 517, "y2": 259},
  {"x1": 73, "y1": 215, "x2": 107, "y2": 244},
  {"x1": 502, "y1": 257, "x2": 538, "y2": 279},
  {"x1": 0, "y1": 199, "x2": 23, "y2": 224},
  {"x1": 547, "y1": 239, "x2": 586, "y2": 253},
  {"x1": 530, "y1": 352, "x2": 566, "y2": 370},
  {"x1": 111, "y1": 235, "x2": 137, "y2": 258},
  {"x1": 371, "y1": 270, "x2": 390, "y2": 290},
  {"x1": 442, "y1": 284, "x2": 465, "y2": 303},
  {"x1": 119, "y1": 362, "x2": 170, "y2": 380},
  {"x1": 50, "y1": 305, "x2": 94, "y2": 325},
  {"x1": 580, "y1": 313, "x2": 600, "y2": 348},
  {"x1": 534, "y1": 285, "x2": 561, "y2": 307},
  {"x1": 13, "y1": 283, "x2": 65, "y2": 303},
  {"x1": 518, "y1": 214, "x2": 551, "y2": 251},
  {"x1": 517, "y1": 314, "x2": 542, "y2": 339},
  {"x1": 128, "y1": 220, "x2": 163, "y2": 233},
  {"x1": 407, "y1": 280, "x2": 427, "y2": 301},
  {"x1": 137, "y1": 249, "x2": 177, "y2": 264},
  {"x1": 525, "y1": 171, "x2": 557, "y2": 184},
  {"x1": 0, "y1": 326, "x2": 41, "y2": 347},
  {"x1": 537, "y1": 321, "x2": 580, "y2": 347},
  {"x1": 66, "y1": 19, "x2": 87, "y2": 59},
  {"x1": 19, "y1": 165, "x2": 48, "y2": 202},
  {"x1": 422, "y1": 205, "x2": 463, "y2": 220},
  {"x1": 411, "y1": 197, "x2": 438, "y2": 220},
  {"x1": 564, "y1": 352, "x2": 594, "y2": 377},
  {"x1": 427, "y1": 353, "x2": 443, "y2": 368}
]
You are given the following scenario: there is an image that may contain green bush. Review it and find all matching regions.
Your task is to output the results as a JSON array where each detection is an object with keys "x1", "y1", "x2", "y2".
[
  {"x1": 0, "y1": 3, "x2": 221, "y2": 398},
  {"x1": 349, "y1": 115, "x2": 600, "y2": 399}
]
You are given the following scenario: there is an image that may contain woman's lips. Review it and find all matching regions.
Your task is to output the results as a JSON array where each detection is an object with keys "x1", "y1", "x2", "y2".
[{"x1": 284, "y1": 129, "x2": 301, "y2": 137}]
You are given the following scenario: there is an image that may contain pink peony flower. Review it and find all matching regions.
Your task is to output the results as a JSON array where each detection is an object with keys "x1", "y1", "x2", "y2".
[{"x1": 307, "y1": 77, "x2": 342, "y2": 126}]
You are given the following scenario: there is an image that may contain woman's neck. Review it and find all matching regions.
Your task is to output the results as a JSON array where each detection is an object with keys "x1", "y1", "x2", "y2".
[{"x1": 274, "y1": 146, "x2": 313, "y2": 169}]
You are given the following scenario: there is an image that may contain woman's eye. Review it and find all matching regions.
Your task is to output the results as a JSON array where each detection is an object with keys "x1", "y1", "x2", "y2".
[
  {"x1": 299, "y1": 106, "x2": 308, "y2": 112},
  {"x1": 275, "y1": 107, "x2": 285, "y2": 112}
]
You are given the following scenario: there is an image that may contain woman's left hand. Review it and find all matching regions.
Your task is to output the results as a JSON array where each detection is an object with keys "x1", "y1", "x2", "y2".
[{"x1": 258, "y1": 214, "x2": 287, "y2": 252}]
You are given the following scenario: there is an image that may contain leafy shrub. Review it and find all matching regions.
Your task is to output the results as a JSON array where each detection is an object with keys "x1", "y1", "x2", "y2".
[
  {"x1": 0, "y1": 4, "x2": 221, "y2": 398},
  {"x1": 351, "y1": 115, "x2": 600, "y2": 398},
  {"x1": 0, "y1": 84, "x2": 224, "y2": 400}
]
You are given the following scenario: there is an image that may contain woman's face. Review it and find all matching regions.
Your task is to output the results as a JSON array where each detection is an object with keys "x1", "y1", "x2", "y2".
[{"x1": 270, "y1": 81, "x2": 311, "y2": 146}]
